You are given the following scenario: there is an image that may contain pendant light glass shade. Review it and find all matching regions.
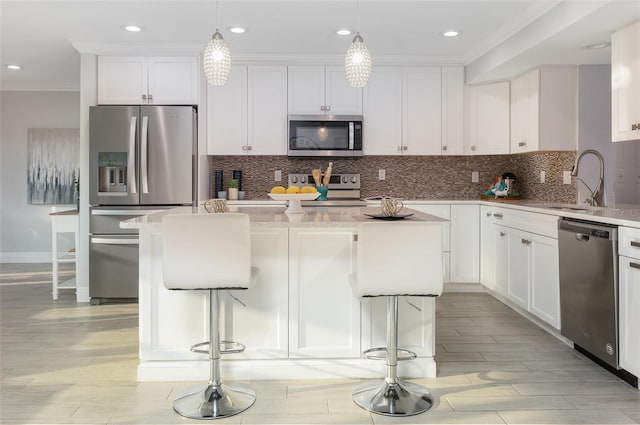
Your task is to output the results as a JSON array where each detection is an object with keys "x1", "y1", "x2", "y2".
[
  {"x1": 203, "y1": 30, "x2": 231, "y2": 86},
  {"x1": 345, "y1": 32, "x2": 372, "y2": 87}
]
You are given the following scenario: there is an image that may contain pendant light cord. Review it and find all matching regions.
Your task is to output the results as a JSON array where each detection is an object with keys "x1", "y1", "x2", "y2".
[
  {"x1": 215, "y1": 0, "x2": 220, "y2": 31},
  {"x1": 357, "y1": 0, "x2": 360, "y2": 33}
]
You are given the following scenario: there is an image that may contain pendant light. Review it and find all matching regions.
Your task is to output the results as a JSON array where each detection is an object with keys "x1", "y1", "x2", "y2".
[
  {"x1": 203, "y1": 0, "x2": 231, "y2": 86},
  {"x1": 345, "y1": 0, "x2": 372, "y2": 88}
]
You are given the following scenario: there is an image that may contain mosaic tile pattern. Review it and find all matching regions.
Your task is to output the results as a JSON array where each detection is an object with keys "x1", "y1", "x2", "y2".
[{"x1": 208, "y1": 152, "x2": 577, "y2": 202}]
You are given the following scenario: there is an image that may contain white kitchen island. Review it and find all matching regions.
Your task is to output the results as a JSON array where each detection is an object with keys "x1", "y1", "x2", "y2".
[{"x1": 122, "y1": 205, "x2": 446, "y2": 382}]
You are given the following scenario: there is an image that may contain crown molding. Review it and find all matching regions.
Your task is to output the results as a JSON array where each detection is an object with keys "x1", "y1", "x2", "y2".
[
  {"x1": 232, "y1": 53, "x2": 463, "y2": 66},
  {"x1": 70, "y1": 41, "x2": 204, "y2": 55},
  {"x1": 1, "y1": 82, "x2": 79, "y2": 92}
]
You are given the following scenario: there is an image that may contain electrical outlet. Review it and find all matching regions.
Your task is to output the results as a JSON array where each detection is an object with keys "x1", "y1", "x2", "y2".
[
  {"x1": 472, "y1": 171, "x2": 479, "y2": 183},
  {"x1": 275, "y1": 170, "x2": 282, "y2": 181},
  {"x1": 540, "y1": 170, "x2": 546, "y2": 183},
  {"x1": 378, "y1": 169, "x2": 386, "y2": 181},
  {"x1": 563, "y1": 171, "x2": 572, "y2": 184}
]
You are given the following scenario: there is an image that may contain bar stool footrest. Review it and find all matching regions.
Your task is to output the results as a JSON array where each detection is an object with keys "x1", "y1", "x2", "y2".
[
  {"x1": 190, "y1": 340, "x2": 246, "y2": 355},
  {"x1": 363, "y1": 347, "x2": 417, "y2": 361}
]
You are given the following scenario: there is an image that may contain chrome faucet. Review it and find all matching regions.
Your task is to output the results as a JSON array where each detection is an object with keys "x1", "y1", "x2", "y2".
[{"x1": 571, "y1": 149, "x2": 605, "y2": 207}]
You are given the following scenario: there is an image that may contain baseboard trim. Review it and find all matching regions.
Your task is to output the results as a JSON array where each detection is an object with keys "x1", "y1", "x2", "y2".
[
  {"x1": 137, "y1": 357, "x2": 437, "y2": 382},
  {"x1": 0, "y1": 252, "x2": 50, "y2": 263}
]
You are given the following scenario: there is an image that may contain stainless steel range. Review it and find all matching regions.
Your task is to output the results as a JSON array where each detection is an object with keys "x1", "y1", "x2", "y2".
[{"x1": 288, "y1": 173, "x2": 365, "y2": 206}]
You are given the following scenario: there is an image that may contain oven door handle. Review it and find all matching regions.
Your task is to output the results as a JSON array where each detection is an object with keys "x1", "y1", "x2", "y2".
[{"x1": 91, "y1": 237, "x2": 139, "y2": 245}]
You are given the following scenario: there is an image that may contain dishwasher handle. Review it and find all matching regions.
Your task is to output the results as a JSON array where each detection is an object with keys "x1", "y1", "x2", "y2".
[{"x1": 575, "y1": 233, "x2": 590, "y2": 243}]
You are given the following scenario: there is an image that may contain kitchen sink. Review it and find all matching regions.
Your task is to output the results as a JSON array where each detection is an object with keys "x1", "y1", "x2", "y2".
[
  {"x1": 523, "y1": 203, "x2": 596, "y2": 213},
  {"x1": 545, "y1": 206, "x2": 589, "y2": 212}
]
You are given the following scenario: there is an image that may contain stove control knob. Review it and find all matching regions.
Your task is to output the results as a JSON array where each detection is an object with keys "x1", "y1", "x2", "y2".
[
  {"x1": 291, "y1": 176, "x2": 298, "y2": 184},
  {"x1": 351, "y1": 176, "x2": 358, "y2": 183},
  {"x1": 342, "y1": 176, "x2": 348, "y2": 183},
  {"x1": 300, "y1": 176, "x2": 306, "y2": 184}
]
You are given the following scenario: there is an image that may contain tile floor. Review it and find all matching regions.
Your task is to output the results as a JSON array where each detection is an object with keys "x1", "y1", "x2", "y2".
[{"x1": 1, "y1": 264, "x2": 638, "y2": 424}]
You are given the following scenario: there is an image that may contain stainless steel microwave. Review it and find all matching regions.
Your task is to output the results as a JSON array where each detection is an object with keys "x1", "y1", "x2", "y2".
[{"x1": 288, "y1": 115, "x2": 363, "y2": 157}]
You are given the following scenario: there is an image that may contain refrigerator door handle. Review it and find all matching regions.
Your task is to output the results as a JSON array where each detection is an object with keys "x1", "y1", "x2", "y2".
[
  {"x1": 141, "y1": 115, "x2": 149, "y2": 194},
  {"x1": 128, "y1": 116, "x2": 137, "y2": 194}
]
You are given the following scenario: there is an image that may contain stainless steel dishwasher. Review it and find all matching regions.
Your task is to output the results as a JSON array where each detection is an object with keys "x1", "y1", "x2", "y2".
[{"x1": 558, "y1": 219, "x2": 619, "y2": 369}]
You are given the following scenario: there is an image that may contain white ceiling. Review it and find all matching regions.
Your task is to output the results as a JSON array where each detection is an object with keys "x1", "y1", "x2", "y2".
[{"x1": 1, "y1": 0, "x2": 639, "y2": 91}]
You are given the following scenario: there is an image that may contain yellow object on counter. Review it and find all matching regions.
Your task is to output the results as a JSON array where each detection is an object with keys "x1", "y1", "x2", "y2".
[
  {"x1": 286, "y1": 186, "x2": 301, "y2": 194},
  {"x1": 300, "y1": 186, "x2": 318, "y2": 194},
  {"x1": 270, "y1": 186, "x2": 286, "y2": 194}
]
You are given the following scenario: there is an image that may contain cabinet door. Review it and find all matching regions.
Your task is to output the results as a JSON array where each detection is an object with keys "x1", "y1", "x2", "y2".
[
  {"x1": 98, "y1": 56, "x2": 148, "y2": 105},
  {"x1": 506, "y1": 229, "x2": 530, "y2": 310},
  {"x1": 289, "y1": 228, "x2": 360, "y2": 358},
  {"x1": 288, "y1": 66, "x2": 325, "y2": 114},
  {"x1": 147, "y1": 57, "x2": 199, "y2": 105},
  {"x1": 222, "y1": 228, "x2": 289, "y2": 359},
  {"x1": 363, "y1": 67, "x2": 403, "y2": 155},
  {"x1": 493, "y1": 226, "x2": 509, "y2": 294},
  {"x1": 480, "y1": 206, "x2": 495, "y2": 289},
  {"x1": 450, "y1": 204, "x2": 480, "y2": 283},
  {"x1": 207, "y1": 65, "x2": 247, "y2": 155},
  {"x1": 467, "y1": 82, "x2": 510, "y2": 155},
  {"x1": 529, "y1": 234, "x2": 560, "y2": 329},
  {"x1": 248, "y1": 66, "x2": 288, "y2": 155},
  {"x1": 403, "y1": 67, "x2": 442, "y2": 155},
  {"x1": 441, "y1": 67, "x2": 464, "y2": 155},
  {"x1": 510, "y1": 69, "x2": 539, "y2": 153},
  {"x1": 325, "y1": 66, "x2": 363, "y2": 115},
  {"x1": 612, "y1": 20, "x2": 640, "y2": 142},
  {"x1": 619, "y1": 255, "x2": 640, "y2": 377}
]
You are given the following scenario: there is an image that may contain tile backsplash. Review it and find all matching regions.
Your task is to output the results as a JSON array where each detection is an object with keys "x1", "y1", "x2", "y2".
[{"x1": 208, "y1": 151, "x2": 577, "y2": 203}]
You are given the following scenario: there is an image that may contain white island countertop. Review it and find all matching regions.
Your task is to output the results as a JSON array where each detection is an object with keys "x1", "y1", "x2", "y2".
[{"x1": 121, "y1": 205, "x2": 447, "y2": 229}]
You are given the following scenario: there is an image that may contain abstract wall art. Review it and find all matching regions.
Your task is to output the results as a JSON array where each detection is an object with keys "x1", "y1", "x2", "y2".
[{"x1": 27, "y1": 128, "x2": 79, "y2": 204}]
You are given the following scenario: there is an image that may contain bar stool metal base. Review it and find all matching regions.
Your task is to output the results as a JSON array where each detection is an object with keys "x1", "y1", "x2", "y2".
[
  {"x1": 173, "y1": 382, "x2": 256, "y2": 419},
  {"x1": 352, "y1": 380, "x2": 434, "y2": 417}
]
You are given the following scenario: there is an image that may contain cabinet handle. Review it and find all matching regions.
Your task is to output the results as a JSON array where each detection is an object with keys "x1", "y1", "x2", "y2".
[
  {"x1": 500, "y1": 232, "x2": 506, "y2": 237},
  {"x1": 631, "y1": 262, "x2": 640, "y2": 270},
  {"x1": 518, "y1": 141, "x2": 526, "y2": 147},
  {"x1": 141, "y1": 94, "x2": 147, "y2": 100},
  {"x1": 320, "y1": 106, "x2": 325, "y2": 111},
  {"x1": 486, "y1": 212, "x2": 492, "y2": 217},
  {"x1": 398, "y1": 146, "x2": 403, "y2": 151},
  {"x1": 471, "y1": 145, "x2": 476, "y2": 151},
  {"x1": 403, "y1": 146, "x2": 408, "y2": 151},
  {"x1": 148, "y1": 94, "x2": 153, "y2": 101},
  {"x1": 521, "y1": 238, "x2": 531, "y2": 245},
  {"x1": 325, "y1": 105, "x2": 330, "y2": 111},
  {"x1": 247, "y1": 145, "x2": 252, "y2": 151},
  {"x1": 493, "y1": 213, "x2": 503, "y2": 219},
  {"x1": 631, "y1": 241, "x2": 640, "y2": 248},
  {"x1": 442, "y1": 146, "x2": 448, "y2": 151},
  {"x1": 632, "y1": 123, "x2": 639, "y2": 131}
]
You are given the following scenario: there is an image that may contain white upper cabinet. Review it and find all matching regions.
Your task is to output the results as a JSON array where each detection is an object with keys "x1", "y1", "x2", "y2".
[
  {"x1": 465, "y1": 82, "x2": 510, "y2": 155},
  {"x1": 612, "y1": 20, "x2": 640, "y2": 142},
  {"x1": 441, "y1": 67, "x2": 464, "y2": 155},
  {"x1": 288, "y1": 66, "x2": 362, "y2": 115},
  {"x1": 402, "y1": 67, "x2": 442, "y2": 155},
  {"x1": 207, "y1": 65, "x2": 247, "y2": 155},
  {"x1": 364, "y1": 65, "x2": 464, "y2": 156},
  {"x1": 207, "y1": 65, "x2": 287, "y2": 155},
  {"x1": 98, "y1": 56, "x2": 199, "y2": 105},
  {"x1": 510, "y1": 66, "x2": 576, "y2": 153},
  {"x1": 363, "y1": 67, "x2": 403, "y2": 155},
  {"x1": 247, "y1": 66, "x2": 288, "y2": 155}
]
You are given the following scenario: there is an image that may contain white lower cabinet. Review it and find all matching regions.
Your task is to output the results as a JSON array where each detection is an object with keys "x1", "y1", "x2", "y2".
[
  {"x1": 450, "y1": 205, "x2": 480, "y2": 283},
  {"x1": 288, "y1": 228, "x2": 361, "y2": 358},
  {"x1": 484, "y1": 208, "x2": 560, "y2": 330},
  {"x1": 619, "y1": 226, "x2": 640, "y2": 377},
  {"x1": 222, "y1": 228, "x2": 289, "y2": 359}
]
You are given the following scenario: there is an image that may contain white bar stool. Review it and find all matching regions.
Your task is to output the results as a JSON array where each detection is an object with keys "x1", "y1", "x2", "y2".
[
  {"x1": 49, "y1": 209, "x2": 79, "y2": 300},
  {"x1": 350, "y1": 221, "x2": 443, "y2": 417},
  {"x1": 162, "y1": 213, "x2": 259, "y2": 420}
]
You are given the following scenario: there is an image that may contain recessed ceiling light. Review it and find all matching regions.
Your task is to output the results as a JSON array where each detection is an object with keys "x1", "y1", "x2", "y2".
[
  {"x1": 442, "y1": 31, "x2": 460, "y2": 37},
  {"x1": 5, "y1": 64, "x2": 22, "y2": 70},
  {"x1": 337, "y1": 29, "x2": 352, "y2": 36},
  {"x1": 122, "y1": 25, "x2": 143, "y2": 32},
  {"x1": 228, "y1": 26, "x2": 246, "y2": 34},
  {"x1": 585, "y1": 42, "x2": 611, "y2": 49}
]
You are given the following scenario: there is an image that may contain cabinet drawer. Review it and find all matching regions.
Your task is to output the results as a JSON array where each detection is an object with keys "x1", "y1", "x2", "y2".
[
  {"x1": 506, "y1": 209, "x2": 558, "y2": 239},
  {"x1": 619, "y1": 226, "x2": 640, "y2": 259}
]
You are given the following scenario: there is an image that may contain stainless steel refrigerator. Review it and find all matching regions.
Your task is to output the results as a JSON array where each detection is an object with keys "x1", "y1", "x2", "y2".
[{"x1": 89, "y1": 105, "x2": 196, "y2": 303}]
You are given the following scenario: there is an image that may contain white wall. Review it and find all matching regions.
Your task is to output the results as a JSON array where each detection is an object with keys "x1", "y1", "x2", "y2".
[
  {"x1": 0, "y1": 91, "x2": 80, "y2": 262},
  {"x1": 576, "y1": 65, "x2": 615, "y2": 206}
]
